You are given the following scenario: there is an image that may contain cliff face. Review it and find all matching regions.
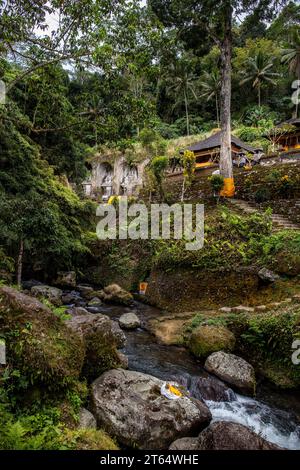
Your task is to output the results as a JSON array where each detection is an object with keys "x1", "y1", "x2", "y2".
[{"x1": 83, "y1": 154, "x2": 149, "y2": 199}]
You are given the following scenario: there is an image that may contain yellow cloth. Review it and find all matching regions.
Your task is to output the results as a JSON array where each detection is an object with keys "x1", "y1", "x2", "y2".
[{"x1": 220, "y1": 177, "x2": 235, "y2": 198}]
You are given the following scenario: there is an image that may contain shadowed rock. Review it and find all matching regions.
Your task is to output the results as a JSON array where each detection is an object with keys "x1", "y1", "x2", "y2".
[
  {"x1": 170, "y1": 421, "x2": 283, "y2": 450},
  {"x1": 204, "y1": 351, "x2": 256, "y2": 395},
  {"x1": 91, "y1": 369, "x2": 212, "y2": 449}
]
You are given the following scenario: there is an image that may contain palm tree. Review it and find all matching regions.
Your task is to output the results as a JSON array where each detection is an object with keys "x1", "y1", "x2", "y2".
[
  {"x1": 282, "y1": 28, "x2": 300, "y2": 117},
  {"x1": 199, "y1": 70, "x2": 221, "y2": 127},
  {"x1": 165, "y1": 62, "x2": 198, "y2": 136},
  {"x1": 240, "y1": 51, "x2": 279, "y2": 107}
]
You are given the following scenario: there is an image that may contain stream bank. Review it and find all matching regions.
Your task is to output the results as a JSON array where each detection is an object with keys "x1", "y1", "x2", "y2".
[{"x1": 95, "y1": 301, "x2": 300, "y2": 450}]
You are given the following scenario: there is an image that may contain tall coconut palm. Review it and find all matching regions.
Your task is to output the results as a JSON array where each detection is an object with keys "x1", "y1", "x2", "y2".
[
  {"x1": 199, "y1": 69, "x2": 221, "y2": 127},
  {"x1": 282, "y1": 28, "x2": 300, "y2": 117},
  {"x1": 240, "y1": 51, "x2": 280, "y2": 107},
  {"x1": 165, "y1": 62, "x2": 198, "y2": 136}
]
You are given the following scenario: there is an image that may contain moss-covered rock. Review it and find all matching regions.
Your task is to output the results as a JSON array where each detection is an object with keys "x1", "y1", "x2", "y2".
[
  {"x1": 31, "y1": 285, "x2": 63, "y2": 306},
  {"x1": 0, "y1": 286, "x2": 84, "y2": 392},
  {"x1": 189, "y1": 325, "x2": 236, "y2": 359},
  {"x1": 66, "y1": 311, "x2": 126, "y2": 381},
  {"x1": 103, "y1": 284, "x2": 134, "y2": 306},
  {"x1": 70, "y1": 428, "x2": 119, "y2": 450}
]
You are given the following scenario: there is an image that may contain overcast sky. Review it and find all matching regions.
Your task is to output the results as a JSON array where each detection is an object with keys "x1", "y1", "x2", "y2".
[{"x1": 38, "y1": 1, "x2": 148, "y2": 35}]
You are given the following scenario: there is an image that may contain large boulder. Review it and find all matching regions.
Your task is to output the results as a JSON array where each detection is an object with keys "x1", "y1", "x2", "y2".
[
  {"x1": 119, "y1": 312, "x2": 141, "y2": 330},
  {"x1": 77, "y1": 285, "x2": 95, "y2": 299},
  {"x1": 78, "y1": 408, "x2": 97, "y2": 430},
  {"x1": 189, "y1": 325, "x2": 235, "y2": 359},
  {"x1": 87, "y1": 296, "x2": 102, "y2": 313},
  {"x1": 103, "y1": 284, "x2": 134, "y2": 306},
  {"x1": 62, "y1": 291, "x2": 82, "y2": 305},
  {"x1": 0, "y1": 286, "x2": 84, "y2": 391},
  {"x1": 169, "y1": 437, "x2": 201, "y2": 450},
  {"x1": 91, "y1": 369, "x2": 212, "y2": 449},
  {"x1": 204, "y1": 351, "x2": 256, "y2": 395},
  {"x1": 56, "y1": 271, "x2": 77, "y2": 288},
  {"x1": 66, "y1": 312, "x2": 126, "y2": 380},
  {"x1": 190, "y1": 377, "x2": 236, "y2": 402},
  {"x1": 170, "y1": 421, "x2": 282, "y2": 450},
  {"x1": 31, "y1": 284, "x2": 63, "y2": 306}
]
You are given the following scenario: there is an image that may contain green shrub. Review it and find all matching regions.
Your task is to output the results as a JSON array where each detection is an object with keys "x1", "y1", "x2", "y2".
[
  {"x1": 209, "y1": 175, "x2": 224, "y2": 194},
  {"x1": 0, "y1": 404, "x2": 118, "y2": 450},
  {"x1": 254, "y1": 187, "x2": 271, "y2": 202},
  {"x1": 239, "y1": 310, "x2": 300, "y2": 387},
  {"x1": 235, "y1": 125, "x2": 264, "y2": 142}
]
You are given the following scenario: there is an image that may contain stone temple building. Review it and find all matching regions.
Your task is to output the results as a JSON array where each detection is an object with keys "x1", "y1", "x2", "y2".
[{"x1": 82, "y1": 154, "x2": 149, "y2": 201}]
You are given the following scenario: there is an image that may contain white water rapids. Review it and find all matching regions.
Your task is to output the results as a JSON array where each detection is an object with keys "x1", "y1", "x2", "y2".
[{"x1": 206, "y1": 394, "x2": 300, "y2": 450}]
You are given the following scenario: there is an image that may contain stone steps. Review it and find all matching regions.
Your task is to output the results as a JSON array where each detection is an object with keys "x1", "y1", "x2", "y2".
[
  {"x1": 229, "y1": 199, "x2": 300, "y2": 232},
  {"x1": 219, "y1": 294, "x2": 300, "y2": 315}
]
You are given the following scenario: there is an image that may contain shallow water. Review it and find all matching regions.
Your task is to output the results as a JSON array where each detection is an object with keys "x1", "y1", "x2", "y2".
[{"x1": 88, "y1": 300, "x2": 300, "y2": 449}]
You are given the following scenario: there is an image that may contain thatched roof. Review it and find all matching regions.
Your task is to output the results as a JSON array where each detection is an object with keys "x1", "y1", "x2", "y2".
[
  {"x1": 275, "y1": 118, "x2": 300, "y2": 128},
  {"x1": 266, "y1": 118, "x2": 300, "y2": 138},
  {"x1": 183, "y1": 131, "x2": 255, "y2": 154}
]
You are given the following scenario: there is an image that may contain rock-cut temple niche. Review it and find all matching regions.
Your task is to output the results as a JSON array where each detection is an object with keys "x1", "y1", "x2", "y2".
[
  {"x1": 120, "y1": 164, "x2": 138, "y2": 195},
  {"x1": 99, "y1": 162, "x2": 113, "y2": 201}
]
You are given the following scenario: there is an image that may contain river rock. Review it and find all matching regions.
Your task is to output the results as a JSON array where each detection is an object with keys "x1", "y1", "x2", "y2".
[
  {"x1": 91, "y1": 369, "x2": 212, "y2": 449},
  {"x1": 119, "y1": 312, "x2": 141, "y2": 330},
  {"x1": 204, "y1": 352, "x2": 256, "y2": 395},
  {"x1": 190, "y1": 377, "x2": 236, "y2": 402},
  {"x1": 258, "y1": 268, "x2": 280, "y2": 283},
  {"x1": 62, "y1": 291, "x2": 82, "y2": 305},
  {"x1": 78, "y1": 408, "x2": 97, "y2": 430},
  {"x1": 189, "y1": 325, "x2": 235, "y2": 359},
  {"x1": 88, "y1": 297, "x2": 102, "y2": 307},
  {"x1": 169, "y1": 421, "x2": 282, "y2": 450},
  {"x1": 169, "y1": 437, "x2": 200, "y2": 450},
  {"x1": 103, "y1": 284, "x2": 134, "y2": 306},
  {"x1": 65, "y1": 307, "x2": 90, "y2": 316},
  {"x1": 77, "y1": 285, "x2": 95, "y2": 299},
  {"x1": 31, "y1": 284, "x2": 63, "y2": 306},
  {"x1": 86, "y1": 306, "x2": 103, "y2": 314},
  {"x1": 56, "y1": 271, "x2": 77, "y2": 288},
  {"x1": 66, "y1": 313, "x2": 126, "y2": 380}
]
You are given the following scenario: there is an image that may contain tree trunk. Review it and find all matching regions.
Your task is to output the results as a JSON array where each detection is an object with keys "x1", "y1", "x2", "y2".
[
  {"x1": 17, "y1": 239, "x2": 24, "y2": 288},
  {"x1": 296, "y1": 71, "x2": 300, "y2": 118},
  {"x1": 219, "y1": 6, "x2": 233, "y2": 182},
  {"x1": 216, "y1": 94, "x2": 220, "y2": 127},
  {"x1": 258, "y1": 84, "x2": 261, "y2": 108},
  {"x1": 184, "y1": 90, "x2": 190, "y2": 136},
  {"x1": 181, "y1": 178, "x2": 185, "y2": 202}
]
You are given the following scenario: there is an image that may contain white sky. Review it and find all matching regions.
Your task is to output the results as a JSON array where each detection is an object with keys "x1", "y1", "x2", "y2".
[{"x1": 37, "y1": 1, "x2": 148, "y2": 36}]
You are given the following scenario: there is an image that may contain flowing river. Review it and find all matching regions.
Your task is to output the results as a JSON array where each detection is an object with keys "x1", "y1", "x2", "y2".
[{"x1": 87, "y1": 300, "x2": 300, "y2": 450}]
